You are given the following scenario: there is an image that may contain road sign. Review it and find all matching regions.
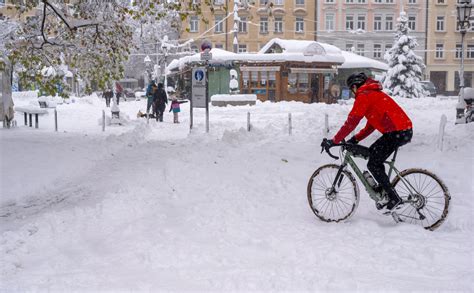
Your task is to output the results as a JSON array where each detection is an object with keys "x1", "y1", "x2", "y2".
[{"x1": 192, "y1": 67, "x2": 207, "y2": 108}]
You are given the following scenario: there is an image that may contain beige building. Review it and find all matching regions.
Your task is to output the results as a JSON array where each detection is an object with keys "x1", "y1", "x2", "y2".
[
  {"x1": 426, "y1": 0, "x2": 474, "y2": 95},
  {"x1": 179, "y1": 0, "x2": 317, "y2": 53},
  {"x1": 316, "y1": 0, "x2": 427, "y2": 62}
]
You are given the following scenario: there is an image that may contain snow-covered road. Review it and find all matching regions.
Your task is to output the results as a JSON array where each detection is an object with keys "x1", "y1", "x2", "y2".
[{"x1": 1, "y1": 94, "x2": 472, "y2": 291}]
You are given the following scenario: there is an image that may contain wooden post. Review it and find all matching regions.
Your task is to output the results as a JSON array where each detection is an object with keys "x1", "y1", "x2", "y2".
[
  {"x1": 24, "y1": 113, "x2": 27, "y2": 126},
  {"x1": 35, "y1": 114, "x2": 38, "y2": 128},
  {"x1": 54, "y1": 109, "x2": 58, "y2": 132},
  {"x1": 437, "y1": 114, "x2": 447, "y2": 151},
  {"x1": 29, "y1": 113, "x2": 32, "y2": 127},
  {"x1": 247, "y1": 112, "x2": 251, "y2": 132},
  {"x1": 102, "y1": 110, "x2": 105, "y2": 132},
  {"x1": 288, "y1": 113, "x2": 292, "y2": 135}
]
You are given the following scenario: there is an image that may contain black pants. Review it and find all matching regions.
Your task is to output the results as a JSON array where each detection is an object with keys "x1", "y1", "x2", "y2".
[{"x1": 367, "y1": 129, "x2": 413, "y2": 200}]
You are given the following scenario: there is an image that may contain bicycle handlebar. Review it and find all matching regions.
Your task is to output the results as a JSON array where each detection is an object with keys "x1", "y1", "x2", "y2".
[{"x1": 321, "y1": 138, "x2": 349, "y2": 160}]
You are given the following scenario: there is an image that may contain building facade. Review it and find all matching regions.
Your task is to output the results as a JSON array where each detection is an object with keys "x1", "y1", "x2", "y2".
[
  {"x1": 426, "y1": 0, "x2": 474, "y2": 95},
  {"x1": 179, "y1": 0, "x2": 317, "y2": 53},
  {"x1": 316, "y1": 0, "x2": 427, "y2": 63}
]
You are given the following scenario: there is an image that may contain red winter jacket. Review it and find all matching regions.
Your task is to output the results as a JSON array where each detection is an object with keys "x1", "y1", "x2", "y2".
[{"x1": 333, "y1": 78, "x2": 412, "y2": 144}]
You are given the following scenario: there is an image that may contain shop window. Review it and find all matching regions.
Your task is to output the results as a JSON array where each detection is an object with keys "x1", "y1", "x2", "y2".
[
  {"x1": 268, "y1": 72, "x2": 276, "y2": 88},
  {"x1": 288, "y1": 73, "x2": 309, "y2": 93}
]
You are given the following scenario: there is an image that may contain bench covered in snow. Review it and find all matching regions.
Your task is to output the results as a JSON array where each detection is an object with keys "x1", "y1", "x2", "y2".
[
  {"x1": 211, "y1": 94, "x2": 257, "y2": 107},
  {"x1": 15, "y1": 106, "x2": 48, "y2": 128}
]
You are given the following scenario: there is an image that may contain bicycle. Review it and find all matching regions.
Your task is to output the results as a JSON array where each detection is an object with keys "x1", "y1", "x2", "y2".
[{"x1": 307, "y1": 139, "x2": 450, "y2": 231}]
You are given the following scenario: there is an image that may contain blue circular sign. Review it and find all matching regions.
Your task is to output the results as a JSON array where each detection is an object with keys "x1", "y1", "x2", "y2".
[{"x1": 194, "y1": 70, "x2": 204, "y2": 81}]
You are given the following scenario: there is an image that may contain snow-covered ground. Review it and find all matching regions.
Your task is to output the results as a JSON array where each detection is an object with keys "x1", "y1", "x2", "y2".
[{"x1": 1, "y1": 93, "x2": 473, "y2": 291}]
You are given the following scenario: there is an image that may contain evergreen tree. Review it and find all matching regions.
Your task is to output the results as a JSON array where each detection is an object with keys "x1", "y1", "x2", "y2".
[{"x1": 383, "y1": 11, "x2": 426, "y2": 99}]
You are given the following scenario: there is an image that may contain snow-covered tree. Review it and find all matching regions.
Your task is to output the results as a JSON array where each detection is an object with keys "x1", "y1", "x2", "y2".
[
  {"x1": 2, "y1": 0, "x2": 208, "y2": 97},
  {"x1": 383, "y1": 11, "x2": 426, "y2": 99}
]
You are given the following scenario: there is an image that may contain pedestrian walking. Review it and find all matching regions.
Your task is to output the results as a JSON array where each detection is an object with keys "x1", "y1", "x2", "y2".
[
  {"x1": 153, "y1": 83, "x2": 168, "y2": 122},
  {"x1": 102, "y1": 89, "x2": 113, "y2": 107}
]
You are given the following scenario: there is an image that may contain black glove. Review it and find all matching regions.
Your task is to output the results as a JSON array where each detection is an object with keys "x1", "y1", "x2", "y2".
[
  {"x1": 347, "y1": 136, "x2": 358, "y2": 144},
  {"x1": 321, "y1": 138, "x2": 335, "y2": 150}
]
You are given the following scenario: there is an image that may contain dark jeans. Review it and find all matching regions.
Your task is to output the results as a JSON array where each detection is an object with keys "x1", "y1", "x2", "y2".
[
  {"x1": 154, "y1": 104, "x2": 165, "y2": 122},
  {"x1": 367, "y1": 129, "x2": 413, "y2": 200},
  {"x1": 105, "y1": 98, "x2": 111, "y2": 107}
]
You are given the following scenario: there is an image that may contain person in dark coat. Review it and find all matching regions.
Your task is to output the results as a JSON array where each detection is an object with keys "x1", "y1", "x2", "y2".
[
  {"x1": 102, "y1": 89, "x2": 113, "y2": 107},
  {"x1": 153, "y1": 83, "x2": 168, "y2": 122}
]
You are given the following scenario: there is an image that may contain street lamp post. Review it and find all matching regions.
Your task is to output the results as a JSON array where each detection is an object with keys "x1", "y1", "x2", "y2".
[
  {"x1": 455, "y1": 0, "x2": 473, "y2": 124},
  {"x1": 144, "y1": 55, "x2": 152, "y2": 86}
]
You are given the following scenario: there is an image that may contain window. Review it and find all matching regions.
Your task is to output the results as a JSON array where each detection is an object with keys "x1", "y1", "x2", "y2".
[
  {"x1": 260, "y1": 17, "x2": 268, "y2": 34},
  {"x1": 296, "y1": 0, "x2": 305, "y2": 5},
  {"x1": 260, "y1": 0, "x2": 268, "y2": 5},
  {"x1": 214, "y1": 0, "x2": 224, "y2": 4},
  {"x1": 436, "y1": 16, "x2": 445, "y2": 31},
  {"x1": 274, "y1": 17, "x2": 283, "y2": 33},
  {"x1": 325, "y1": 13, "x2": 335, "y2": 31},
  {"x1": 346, "y1": 15, "x2": 354, "y2": 30},
  {"x1": 0, "y1": 0, "x2": 5, "y2": 6},
  {"x1": 408, "y1": 15, "x2": 416, "y2": 31},
  {"x1": 215, "y1": 44, "x2": 224, "y2": 49},
  {"x1": 386, "y1": 0, "x2": 394, "y2": 3},
  {"x1": 288, "y1": 73, "x2": 309, "y2": 93},
  {"x1": 346, "y1": 0, "x2": 354, "y2": 3},
  {"x1": 238, "y1": 44, "x2": 247, "y2": 53},
  {"x1": 274, "y1": 0, "x2": 283, "y2": 4},
  {"x1": 346, "y1": 43, "x2": 354, "y2": 52},
  {"x1": 374, "y1": 15, "x2": 382, "y2": 31},
  {"x1": 408, "y1": 0, "x2": 416, "y2": 3},
  {"x1": 373, "y1": 44, "x2": 382, "y2": 58},
  {"x1": 296, "y1": 18, "x2": 304, "y2": 33},
  {"x1": 435, "y1": 43, "x2": 444, "y2": 59},
  {"x1": 455, "y1": 44, "x2": 462, "y2": 59},
  {"x1": 385, "y1": 43, "x2": 392, "y2": 52},
  {"x1": 374, "y1": 0, "x2": 382, "y2": 2},
  {"x1": 357, "y1": 15, "x2": 366, "y2": 30},
  {"x1": 214, "y1": 15, "x2": 223, "y2": 33},
  {"x1": 385, "y1": 15, "x2": 393, "y2": 31},
  {"x1": 437, "y1": 0, "x2": 445, "y2": 3},
  {"x1": 357, "y1": 0, "x2": 366, "y2": 2},
  {"x1": 190, "y1": 16, "x2": 199, "y2": 32},
  {"x1": 239, "y1": 17, "x2": 247, "y2": 33},
  {"x1": 467, "y1": 44, "x2": 474, "y2": 59},
  {"x1": 325, "y1": 0, "x2": 335, "y2": 2},
  {"x1": 357, "y1": 43, "x2": 365, "y2": 56}
]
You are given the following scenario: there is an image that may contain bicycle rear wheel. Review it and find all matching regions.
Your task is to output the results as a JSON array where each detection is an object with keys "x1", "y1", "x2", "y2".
[
  {"x1": 391, "y1": 168, "x2": 450, "y2": 231},
  {"x1": 307, "y1": 164, "x2": 359, "y2": 222}
]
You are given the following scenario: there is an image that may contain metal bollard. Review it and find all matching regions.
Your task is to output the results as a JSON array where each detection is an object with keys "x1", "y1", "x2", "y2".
[
  {"x1": 102, "y1": 110, "x2": 105, "y2": 132},
  {"x1": 247, "y1": 112, "x2": 251, "y2": 132},
  {"x1": 54, "y1": 109, "x2": 58, "y2": 132},
  {"x1": 288, "y1": 113, "x2": 292, "y2": 135}
]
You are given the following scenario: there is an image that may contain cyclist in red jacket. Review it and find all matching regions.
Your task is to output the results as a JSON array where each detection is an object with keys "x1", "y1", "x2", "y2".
[{"x1": 322, "y1": 72, "x2": 413, "y2": 211}]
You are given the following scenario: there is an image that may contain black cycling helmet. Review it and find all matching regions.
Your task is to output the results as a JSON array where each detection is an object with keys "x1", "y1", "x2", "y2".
[{"x1": 346, "y1": 72, "x2": 368, "y2": 89}]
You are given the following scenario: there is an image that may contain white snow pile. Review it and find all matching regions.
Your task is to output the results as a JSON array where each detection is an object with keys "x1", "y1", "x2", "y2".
[{"x1": 0, "y1": 92, "x2": 473, "y2": 292}]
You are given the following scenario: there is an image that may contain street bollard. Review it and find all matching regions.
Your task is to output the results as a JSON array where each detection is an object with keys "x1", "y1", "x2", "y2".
[
  {"x1": 54, "y1": 109, "x2": 58, "y2": 132},
  {"x1": 437, "y1": 114, "x2": 447, "y2": 151},
  {"x1": 288, "y1": 113, "x2": 292, "y2": 135},
  {"x1": 102, "y1": 110, "x2": 105, "y2": 132},
  {"x1": 247, "y1": 112, "x2": 251, "y2": 132},
  {"x1": 324, "y1": 113, "x2": 329, "y2": 135}
]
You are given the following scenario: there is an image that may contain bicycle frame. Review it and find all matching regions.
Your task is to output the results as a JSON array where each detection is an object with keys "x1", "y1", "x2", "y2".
[{"x1": 333, "y1": 148, "x2": 418, "y2": 203}]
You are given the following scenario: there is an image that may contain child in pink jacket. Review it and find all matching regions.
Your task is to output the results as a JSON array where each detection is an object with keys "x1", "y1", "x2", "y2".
[{"x1": 169, "y1": 98, "x2": 188, "y2": 123}]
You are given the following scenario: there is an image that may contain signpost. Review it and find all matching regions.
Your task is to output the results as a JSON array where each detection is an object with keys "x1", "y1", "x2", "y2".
[{"x1": 190, "y1": 41, "x2": 212, "y2": 133}]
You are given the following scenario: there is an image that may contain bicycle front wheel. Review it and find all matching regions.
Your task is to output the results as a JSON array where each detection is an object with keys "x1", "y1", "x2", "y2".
[
  {"x1": 392, "y1": 168, "x2": 450, "y2": 231},
  {"x1": 307, "y1": 164, "x2": 359, "y2": 223}
]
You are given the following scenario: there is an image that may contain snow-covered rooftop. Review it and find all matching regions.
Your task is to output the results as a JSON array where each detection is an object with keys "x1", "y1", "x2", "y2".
[{"x1": 167, "y1": 38, "x2": 387, "y2": 73}]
